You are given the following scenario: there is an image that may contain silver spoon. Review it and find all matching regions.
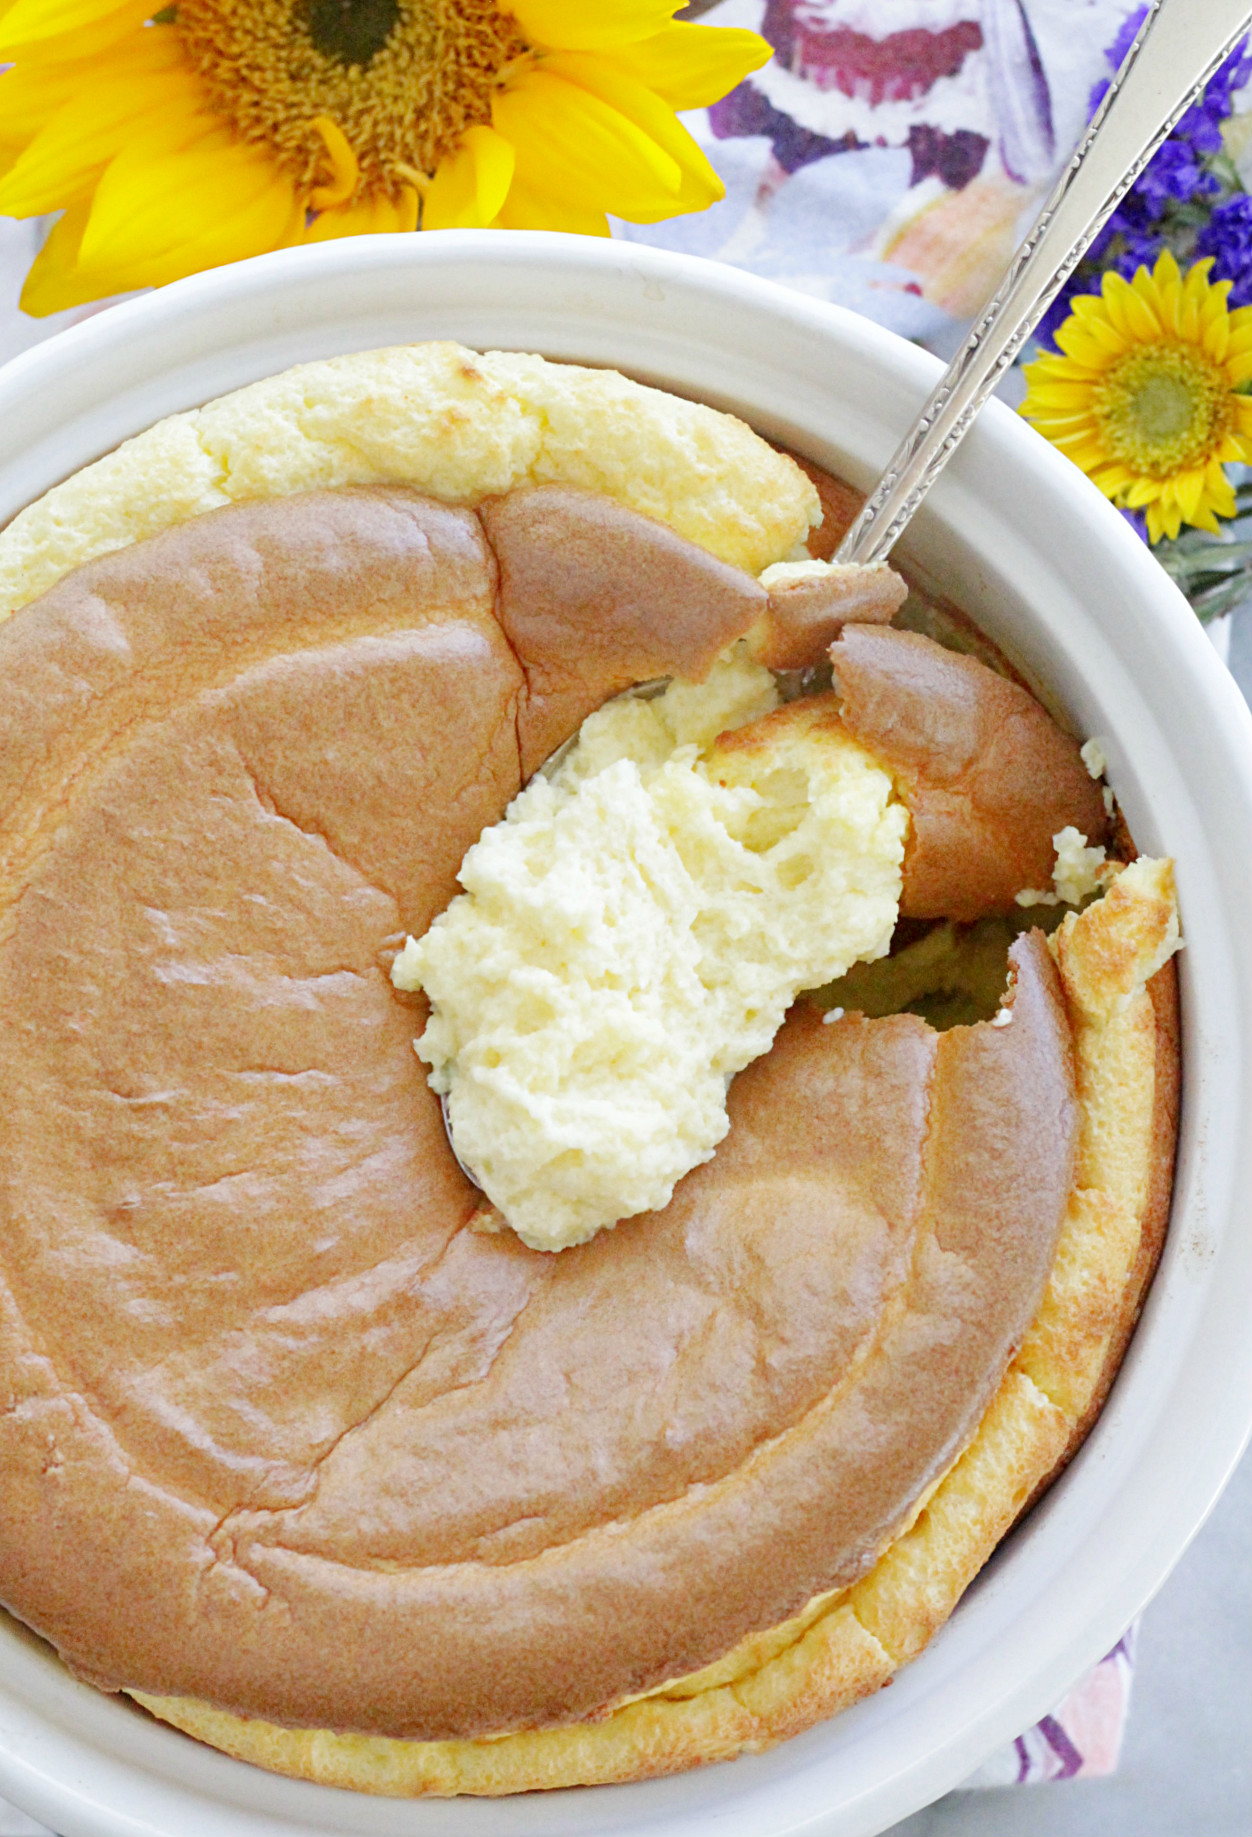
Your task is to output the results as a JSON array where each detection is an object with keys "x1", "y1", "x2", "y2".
[{"x1": 836, "y1": 0, "x2": 1252, "y2": 568}]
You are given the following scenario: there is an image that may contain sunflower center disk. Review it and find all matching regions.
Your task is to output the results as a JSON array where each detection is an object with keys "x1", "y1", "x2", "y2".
[
  {"x1": 1094, "y1": 343, "x2": 1233, "y2": 478},
  {"x1": 174, "y1": 0, "x2": 528, "y2": 195},
  {"x1": 305, "y1": 0, "x2": 400, "y2": 67}
]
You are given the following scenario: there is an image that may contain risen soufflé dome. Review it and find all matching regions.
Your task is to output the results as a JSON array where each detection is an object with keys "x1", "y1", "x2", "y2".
[{"x1": 0, "y1": 346, "x2": 1180, "y2": 1796}]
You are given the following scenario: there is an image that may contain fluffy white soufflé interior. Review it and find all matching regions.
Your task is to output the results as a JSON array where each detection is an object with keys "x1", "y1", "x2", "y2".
[
  {"x1": 391, "y1": 652, "x2": 907, "y2": 1251},
  {"x1": 1015, "y1": 825, "x2": 1117, "y2": 908}
]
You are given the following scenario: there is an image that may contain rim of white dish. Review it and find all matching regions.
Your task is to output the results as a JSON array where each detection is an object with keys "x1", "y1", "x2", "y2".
[{"x1": 0, "y1": 232, "x2": 1249, "y2": 1837}]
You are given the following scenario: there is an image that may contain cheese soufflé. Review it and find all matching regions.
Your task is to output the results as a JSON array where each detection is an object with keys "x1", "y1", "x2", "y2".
[{"x1": 0, "y1": 346, "x2": 1180, "y2": 1794}]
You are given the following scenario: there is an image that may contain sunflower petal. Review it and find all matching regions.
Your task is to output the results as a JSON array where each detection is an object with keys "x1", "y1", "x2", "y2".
[
  {"x1": 0, "y1": 62, "x2": 200, "y2": 215},
  {"x1": 1170, "y1": 259, "x2": 1209, "y2": 343},
  {"x1": 1020, "y1": 380, "x2": 1100, "y2": 410},
  {"x1": 2, "y1": 11, "x2": 155, "y2": 64},
  {"x1": 1060, "y1": 305, "x2": 1128, "y2": 358},
  {"x1": 1020, "y1": 353, "x2": 1068, "y2": 383},
  {"x1": 1089, "y1": 463, "x2": 1136, "y2": 494},
  {"x1": 1099, "y1": 269, "x2": 1131, "y2": 309},
  {"x1": 80, "y1": 123, "x2": 292, "y2": 268},
  {"x1": 69, "y1": 167, "x2": 303, "y2": 298},
  {"x1": 308, "y1": 115, "x2": 359, "y2": 209},
  {"x1": 1122, "y1": 281, "x2": 1163, "y2": 341},
  {"x1": 1026, "y1": 423, "x2": 1101, "y2": 446},
  {"x1": 1087, "y1": 473, "x2": 1123, "y2": 501},
  {"x1": 20, "y1": 189, "x2": 204, "y2": 315},
  {"x1": 0, "y1": 19, "x2": 183, "y2": 134},
  {"x1": 539, "y1": 49, "x2": 721, "y2": 212},
  {"x1": 494, "y1": 65, "x2": 684, "y2": 221},
  {"x1": 1044, "y1": 416, "x2": 1102, "y2": 440},
  {"x1": 1203, "y1": 311, "x2": 1231, "y2": 363},
  {"x1": 505, "y1": 0, "x2": 678, "y2": 52},
  {"x1": 1173, "y1": 467, "x2": 1207, "y2": 521},
  {"x1": 1071, "y1": 292, "x2": 1113, "y2": 319},
  {"x1": 1152, "y1": 248, "x2": 1182, "y2": 292},
  {"x1": 1099, "y1": 272, "x2": 1140, "y2": 339},
  {"x1": 1225, "y1": 310, "x2": 1252, "y2": 356},
  {"x1": 17, "y1": 199, "x2": 105, "y2": 314},
  {"x1": 1020, "y1": 422, "x2": 1091, "y2": 448},
  {"x1": 0, "y1": 49, "x2": 122, "y2": 144},
  {"x1": 494, "y1": 176, "x2": 609, "y2": 235},
  {"x1": 425, "y1": 123, "x2": 514, "y2": 230},
  {"x1": 299, "y1": 187, "x2": 420, "y2": 240},
  {"x1": 1059, "y1": 439, "x2": 1109, "y2": 470},
  {"x1": 0, "y1": 0, "x2": 148, "y2": 50},
  {"x1": 123, "y1": 181, "x2": 303, "y2": 282},
  {"x1": 1027, "y1": 394, "x2": 1080, "y2": 425},
  {"x1": 1200, "y1": 270, "x2": 1233, "y2": 314},
  {"x1": 1154, "y1": 267, "x2": 1184, "y2": 338},
  {"x1": 1201, "y1": 472, "x2": 1236, "y2": 522},
  {"x1": 1157, "y1": 494, "x2": 1183, "y2": 541},
  {"x1": 1051, "y1": 323, "x2": 1111, "y2": 370},
  {"x1": 0, "y1": 63, "x2": 80, "y2": 150},
  {"x1": 607, "y1": 20, "x2": 770, "y2": 107},
  {"x1": 1174, "y1": 292, "x2": 1200, "y2": 344}
]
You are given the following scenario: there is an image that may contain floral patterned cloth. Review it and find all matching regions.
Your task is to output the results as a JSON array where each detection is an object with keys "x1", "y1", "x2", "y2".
[{"x1": 623, "y1": 0, "x2": 1144, "y2": 348}]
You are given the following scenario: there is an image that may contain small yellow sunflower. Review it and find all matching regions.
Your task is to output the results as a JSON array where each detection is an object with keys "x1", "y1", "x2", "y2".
[
  {"x1": 0, "y1": 0, "x2": 769, "y2": 315},
  {"x1": 1020, "y1": 250, "x2": 1252, "y2": 543}
]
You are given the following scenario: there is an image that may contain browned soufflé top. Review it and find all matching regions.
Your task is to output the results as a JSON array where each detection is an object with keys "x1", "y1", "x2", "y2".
[{"x1": 0, "y1": 484, "x2": 1094, "y2": 1739}]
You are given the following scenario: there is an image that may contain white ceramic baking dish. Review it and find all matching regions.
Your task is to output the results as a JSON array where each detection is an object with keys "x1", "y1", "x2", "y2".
[{"x1": 0, "y1": 231, "x2": 1248, "y2": 1837}]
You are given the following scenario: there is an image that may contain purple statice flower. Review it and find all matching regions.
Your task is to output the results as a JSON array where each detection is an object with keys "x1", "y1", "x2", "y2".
[
  {"x1": 1088, "y1": 4, "x2": 1149, "y2": 116},
  {"x1": 1196, "y1": 193, "x2": 1252, "y2": 305},
  {"x1": 1187, "y1": 38, "x2": 1252, "y2": 138},
  {"x1": 1135, "y1": 138, "x2": 1219, "y2": 213},
  {"x1": 1094, "y1": 12, "x2": 1252, "y2": 140}
]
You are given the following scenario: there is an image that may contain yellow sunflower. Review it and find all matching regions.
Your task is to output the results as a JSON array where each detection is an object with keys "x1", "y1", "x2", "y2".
[
  {"x1": 1020, "y1": 250, "x2": 1252, "y2": 543},
  {"x1": 0, "y1": 0, "x2": 769, "y2": 315}
]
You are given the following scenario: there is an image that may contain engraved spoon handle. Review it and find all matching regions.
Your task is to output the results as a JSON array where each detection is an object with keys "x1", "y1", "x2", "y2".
[{"x1": 836, "y1": 0, "x2": 1252, "y2": 568}]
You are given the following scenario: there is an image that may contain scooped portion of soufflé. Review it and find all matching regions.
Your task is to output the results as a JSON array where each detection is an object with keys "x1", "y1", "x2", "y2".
[
  {"x1": 392, "y1": 652, "x2": 909, "y2": 1249},
  {"x1": 0, "y1": 343, "x2": 1181, "y2": 1800}
]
